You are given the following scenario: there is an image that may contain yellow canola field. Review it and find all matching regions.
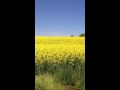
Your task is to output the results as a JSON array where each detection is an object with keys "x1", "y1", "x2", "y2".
[{"x1": 35, "y1": 36, "x2": 85, "y2": 64}]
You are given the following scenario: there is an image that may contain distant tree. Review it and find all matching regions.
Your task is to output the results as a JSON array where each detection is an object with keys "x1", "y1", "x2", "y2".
[
  {"x1": 70, "y1": 35, "x2": 74, "y2": 37},
  {"x1": 79, "y1": 33, "x2": 85, "y2": 37}
]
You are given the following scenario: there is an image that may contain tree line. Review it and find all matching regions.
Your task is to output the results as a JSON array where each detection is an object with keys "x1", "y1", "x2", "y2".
[{"x1": 71, "y1": 33, "x2": 85, "y2": 37}]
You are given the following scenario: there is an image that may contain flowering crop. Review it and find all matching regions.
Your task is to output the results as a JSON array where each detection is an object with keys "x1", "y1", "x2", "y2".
[
  {"x1": 35, "y1": 36, "x2": 85, "y2": 89},
  {"x1": 35, "y1": 36, "x2": 85, "y2": 64}
]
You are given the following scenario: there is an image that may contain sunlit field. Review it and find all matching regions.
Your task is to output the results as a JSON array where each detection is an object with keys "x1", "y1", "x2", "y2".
[{"x1": 35, "y1": 36, "x2": 85, "y2": 90}]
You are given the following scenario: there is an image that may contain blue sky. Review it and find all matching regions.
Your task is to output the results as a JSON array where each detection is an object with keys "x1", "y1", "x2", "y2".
[{"x1": 35, "y1": 0, "x2": 85, "y2": 36}]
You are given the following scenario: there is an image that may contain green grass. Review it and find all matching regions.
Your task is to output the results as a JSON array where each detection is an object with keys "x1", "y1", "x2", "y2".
[
  {"x1": 35, "y1": 74, "x2": 65, "y2": 90},
  {"x1": 35, "y1": 59, "x2": 85, "y2": 90}
]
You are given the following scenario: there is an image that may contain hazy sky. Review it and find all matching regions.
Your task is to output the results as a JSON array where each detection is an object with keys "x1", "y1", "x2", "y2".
[{"x1": 35, "y1": 0, "x2": 85, "y2": 36}]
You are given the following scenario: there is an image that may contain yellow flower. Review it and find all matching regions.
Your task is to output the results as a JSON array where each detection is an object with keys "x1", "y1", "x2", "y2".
[{"x1": 35, "y1": 36, "x2": 85, "y2": 64}]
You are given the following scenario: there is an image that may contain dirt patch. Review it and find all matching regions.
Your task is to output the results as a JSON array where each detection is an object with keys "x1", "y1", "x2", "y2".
[{"x1": 66, "y1": 86, "x2": 74, "y2": 90}]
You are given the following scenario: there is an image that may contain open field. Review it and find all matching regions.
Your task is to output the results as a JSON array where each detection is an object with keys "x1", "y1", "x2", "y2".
[{"x1": 35, "y1": 36, "x2": 85, "y2": 90}]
